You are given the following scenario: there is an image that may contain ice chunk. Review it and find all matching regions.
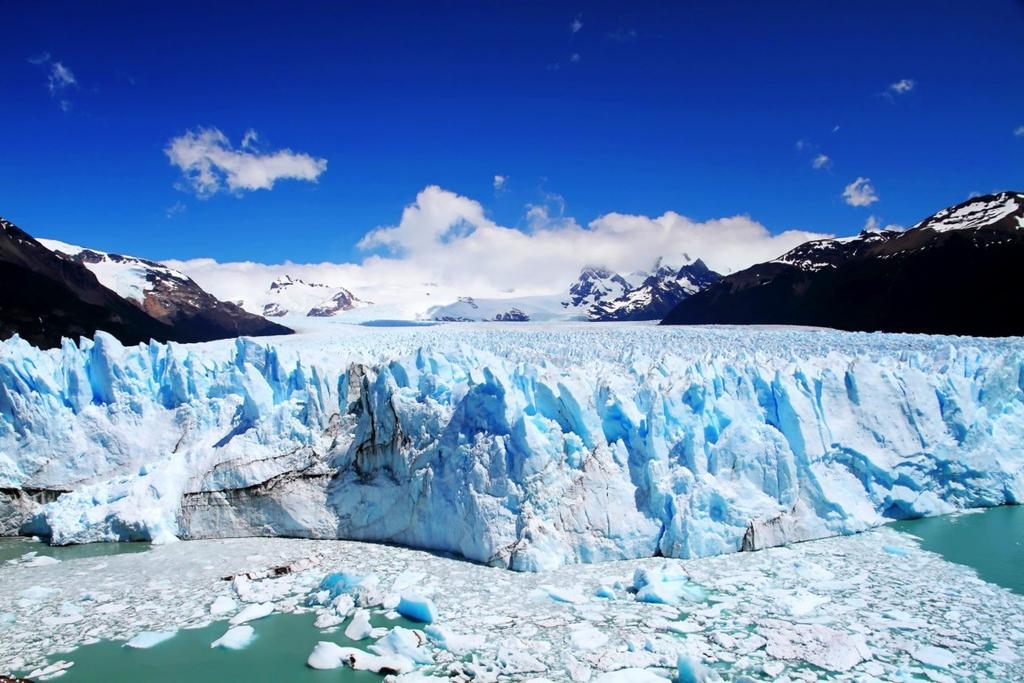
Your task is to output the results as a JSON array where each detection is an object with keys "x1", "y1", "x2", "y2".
[
  {"x1": 912, "y1": 645, "x2": 957, "y2": 669},
  {"x1": 678, "y1": 655, "x2": 710, "y2": 683},
  {"x1": 345, "y1": 609, "x2": 373, "y2": 640},
  {"x1": 396, "y1": 593, "x2": 437, "y2": 623},
  {"x1": 424, "y1": 624, "x2": 486, "y2": 654},
  {"x1": 124, "y1": 630, "x2": 177, "y2": 649},
  {"x1": 569, "y1": 625, "x2": 608, "y2": 651},
  {"x1": 370, "y1": 627, "x2": 433, "y2": 664},
  {"x1": 306, "y1": 641, "x2": 413, "y2": 673},
  {"x1": 209, "y1": 595, "x2": 236, "y2": 615},
  {"x1": 632, "y1": 566, "x2": 707, "y2": 605},
  {"x1": 229, "y1": 602, "x2": 274, "y2": 624},
  {"x1": 210, "y1": 625, "x2": 255, "y2": 650},
  {"x1": 592, "y1": 669, "x2": 668, "y2": 682}
]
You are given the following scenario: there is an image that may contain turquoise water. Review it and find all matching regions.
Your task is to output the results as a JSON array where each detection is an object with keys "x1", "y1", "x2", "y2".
[
  {"x1": 23, "y1": 611, "x2": 415, "y2": 682},
  {"x1": 892, "y1": 504, "x2": 1024, "y2": 595},
  {"x1": 0, "y1": 537, "x2": 150, "y2": 563}
]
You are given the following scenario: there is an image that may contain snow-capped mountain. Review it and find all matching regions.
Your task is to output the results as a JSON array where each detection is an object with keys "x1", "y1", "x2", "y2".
[
  {"x1": 663, "y1": 191, "x2": 1024, "y2": 336},
  {"x1": 40, "y1": 238, "x2": 290, "y2": 341},
  {"x1": 0, "y1": 217, "x2": 178, "y2": 349},
  {"x1": 428, "y1": 256, "x2": 720, "y2": 322},
  {"x1": 250, "y1": 275, "x2": 365, "y2": 318},
  {"x1": 585, "y1": 257, "x2": 721, "y2": 321}
]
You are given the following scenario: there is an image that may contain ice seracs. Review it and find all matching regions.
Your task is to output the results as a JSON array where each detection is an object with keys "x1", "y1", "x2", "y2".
[{"x1": 1, "y1": 324, "x2": 1022, "y2": 572}]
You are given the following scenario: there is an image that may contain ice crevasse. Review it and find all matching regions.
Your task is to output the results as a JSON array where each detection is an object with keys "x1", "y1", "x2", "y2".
[{"x1": 0, "y1": 326, "x2": 1021, "y2": 571}]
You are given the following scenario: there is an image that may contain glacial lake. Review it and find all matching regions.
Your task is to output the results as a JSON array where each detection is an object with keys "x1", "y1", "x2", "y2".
[
  {"x1": 891, "y1": 504, "x2": 1024, "y2": 595},
  {"x1": 9, "y1": 504, "x2": 1023, "y2": 680},
  {"x1": 23, "y1": 611, "x2": 411, "y2": 682}
]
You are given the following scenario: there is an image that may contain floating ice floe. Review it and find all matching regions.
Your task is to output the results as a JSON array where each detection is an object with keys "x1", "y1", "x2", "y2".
[
  {"x1": 124, "y1": 630, "x2": 177, "y2": 649},
  {"x1": 306, "y1": 641, "x2": 413, "y2": 673},
  {"x1": 210, "y1": 624, "x2": 255, "y2": 650},
  {"x1": 229, "y1": 602, "x2": 274, "y2": 624},
  {"x1": 396, "y1": 593, "x2": 437, "y2": 623}
]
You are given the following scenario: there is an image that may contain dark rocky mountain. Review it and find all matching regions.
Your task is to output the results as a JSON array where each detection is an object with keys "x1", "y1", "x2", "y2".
[
  {"x1": 0, "y1": 216, "x2": 290, "y2": 349},
  {"x1": 662, "y1": 192, "x2": 1024, "y2": 337}
]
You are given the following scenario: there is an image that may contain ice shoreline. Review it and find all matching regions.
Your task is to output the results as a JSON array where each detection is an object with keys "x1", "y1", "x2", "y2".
[{"x1": 2, "y1": 524, "x2": 1022, "y2": 681}]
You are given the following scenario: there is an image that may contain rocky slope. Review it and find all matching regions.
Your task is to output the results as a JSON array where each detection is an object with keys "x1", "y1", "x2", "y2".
[
  {"x1": 42, "y1": 239, "x2": 291, "y2": 341},
  {"x1": 662, "y1": 192, "x2": 1024, "y2": 336},
  {"x1": 0, "y1": 217, "x2": 179, "y2": 349}
]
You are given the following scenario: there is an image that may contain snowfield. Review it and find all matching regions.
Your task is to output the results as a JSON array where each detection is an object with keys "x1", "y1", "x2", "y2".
[{"x1": 0, "y1": 322, "x2": 1022, "y2": 572}]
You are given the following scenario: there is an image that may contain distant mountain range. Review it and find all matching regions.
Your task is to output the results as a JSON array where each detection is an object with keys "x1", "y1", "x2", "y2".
[
  {"x1": 428, "y1": 256, "x2": 722, "y2": 322},
  {"x1": 247, "y1": 275, "x2": 366, "y2": 319},
  {"x1": 662, "y1": 192, "x2": 1024, "y2": 336},
  {"x1": 0, "y1": 217, "x2": 289, "y2": 349}
]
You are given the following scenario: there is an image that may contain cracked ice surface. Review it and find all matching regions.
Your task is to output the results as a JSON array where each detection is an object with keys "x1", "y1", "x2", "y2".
[
  {"x1": 1, "y1": 323, "x2": 1022, "y2": 570},
  {"x1": 1, "y1": 529, "x2": 1022, "y2": 680}
]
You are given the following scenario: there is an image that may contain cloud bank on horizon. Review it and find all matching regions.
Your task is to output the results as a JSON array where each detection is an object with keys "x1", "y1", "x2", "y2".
[{"x1": 165, "y1": 185, "x2": 828, "y2": 313}]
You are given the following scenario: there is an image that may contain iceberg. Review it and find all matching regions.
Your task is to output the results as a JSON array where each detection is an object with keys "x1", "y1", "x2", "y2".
[{"x1": 0, "y1": 324, "x2": 1021, "y2": 570}]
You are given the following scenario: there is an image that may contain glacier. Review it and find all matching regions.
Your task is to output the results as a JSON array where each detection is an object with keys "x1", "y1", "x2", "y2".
[{"x1": 0, "y1": 322, "x2": 1021, "y2": 571}]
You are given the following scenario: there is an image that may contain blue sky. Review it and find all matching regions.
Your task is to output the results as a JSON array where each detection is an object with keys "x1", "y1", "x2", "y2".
[{"x1": 2, "y1": 1, "x2": 1023, "y2": 265}]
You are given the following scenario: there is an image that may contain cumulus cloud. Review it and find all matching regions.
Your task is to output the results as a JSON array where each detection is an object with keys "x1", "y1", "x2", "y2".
[
  {"x1": 493, "y1": 174, "x2": 507, "y2": 192},
  {"x1": 167, "y1": 185, "x2": 829, "y2": 316},
  {"x1": 887, "y1": 78, "x2": 915, "y2": 96},
  {"x1": 811, "y1": 154, "x2": 832, "y2": 170},
  {"x1": 571, "y1": 15, "x2": 583, "y2": 33},
  {"x1": 165, "y1": 127, "x2": 327, "y2": 198},
  {"x1": 843, "y1": 177, "x2": 879, "y2": 207}
]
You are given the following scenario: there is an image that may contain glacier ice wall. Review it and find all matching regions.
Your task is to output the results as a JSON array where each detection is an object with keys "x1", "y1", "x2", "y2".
[{"x1": 0, "y1": 325, "x2": 1021, "y2": 570}]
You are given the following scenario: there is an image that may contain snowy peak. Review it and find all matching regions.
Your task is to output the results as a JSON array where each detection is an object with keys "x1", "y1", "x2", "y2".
[
  {"x1": 257, "y1": 276, "x2": 365, "y2": 318},
  {"x1": 580, "y1": 258, "x2": 721, "y2": 321},
  {"x1": 910, "y1": 192, "x2": 1024, "y2": 234},
  {"x1": 564, "y1": 266, "x2": 633, "y2": 309}
]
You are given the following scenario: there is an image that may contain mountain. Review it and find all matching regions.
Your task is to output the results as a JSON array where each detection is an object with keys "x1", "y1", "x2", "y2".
[
  {"x1": 428, "y1": 256, "x2": 721, "y2": 323},
  {"x1": 41, "y1": 239, "x2": 291, "y2": 342},
  {"x1": 0, "y1": 217, "x2": 179, "y2": 349},
  {"x1": 252, "y1": 275, "x2": 365, "y2": 318},
  {"x1": 585, "y1": 258, "x2": 721, "y2": 321},
  {"x1": 662, "y1": 192, "x2": 1024, "y2": 336},
  {"x1": 428, "y1": 295, "x2": 575, "y2": 322}
]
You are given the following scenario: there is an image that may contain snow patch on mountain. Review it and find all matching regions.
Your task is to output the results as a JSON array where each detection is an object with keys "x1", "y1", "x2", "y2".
[
  {"x1": 39, "y1": 239, "x2": 185, "y2": 305},
  {"x1": 252, "y1": 275, "x2": 366, "y2": 318},
  {"x1": 912, "y1": 192, "x2": 1023, "y2": 233}
]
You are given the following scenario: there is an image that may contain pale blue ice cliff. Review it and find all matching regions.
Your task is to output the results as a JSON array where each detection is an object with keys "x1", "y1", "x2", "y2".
[{"x1": 0, "y1": 323, "x2": 1021, "y2": 571}]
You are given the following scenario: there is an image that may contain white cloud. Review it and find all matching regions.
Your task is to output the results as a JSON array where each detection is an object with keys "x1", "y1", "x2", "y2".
[
  {"x1": 887, "y1": 78, "x2": 915, "y2": 95},
  {"x1": 165, "y1": 201, "x2": 187, "y2": 219},
  {"x1": 571, "y1": 15, "x2": 583, "y2": 33},
  {"x1": 166, "y1": 185, "x2": 829, "y2": 316},
  {"x1": 570, "y1": 53, "x2": 581, "y2": 63},
  {"x1": 165, "y1": 127, "x2": 327, "y2": 198},
  {"x1": 843, "y1": 177, "x2": 879, "y2": 207},
  {"x1": 48, "y1": 62, "x2": 76, "y2": 95},
  {"x1": 811, "y1": 154, "x2": 832, "y2": 170},
  {"x1": 493, "y1": 175, "x2": 507, "y2": 192},
  {"x1": 795, "y1": 139, "x2": 810, "y2": 152},
  {"x1": 241, "y1": 129, "x2": 259, "y2": 149},
  {"x1": 1014, "y1": 125, "x2": 1024, "y2": 137},
  {"x1": 863, "y1": 215, "x2": 902, "y2": 233}
]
